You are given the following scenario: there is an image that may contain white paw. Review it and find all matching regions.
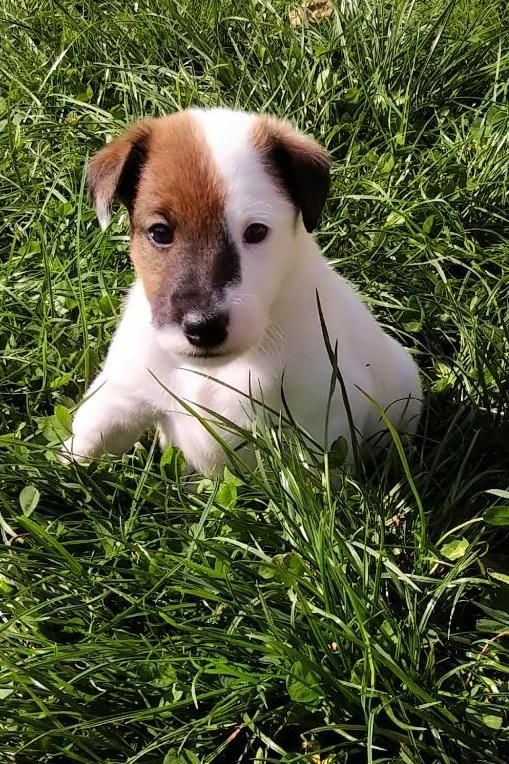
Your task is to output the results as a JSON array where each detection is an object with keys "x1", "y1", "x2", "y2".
[{"x1": 59, "y1": 434, "x2": 99, "y2": 465}]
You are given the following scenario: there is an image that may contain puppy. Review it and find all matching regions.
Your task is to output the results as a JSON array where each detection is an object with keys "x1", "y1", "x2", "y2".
[{"x1": 63, "y1": 108, "x2": 422, "y2": 473}]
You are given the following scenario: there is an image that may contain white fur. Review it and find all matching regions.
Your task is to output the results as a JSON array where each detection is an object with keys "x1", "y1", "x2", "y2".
[{"x1": 63, "y1": 108, "x2": 422, "y2": 473}]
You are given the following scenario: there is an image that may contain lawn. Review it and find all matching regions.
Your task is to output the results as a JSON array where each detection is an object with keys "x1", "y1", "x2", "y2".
[{"x1": 1, "y1": 0, "x2": 509, "y2": 761}]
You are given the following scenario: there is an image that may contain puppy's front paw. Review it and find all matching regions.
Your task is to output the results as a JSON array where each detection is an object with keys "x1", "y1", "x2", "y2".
[{"x1": 59, "y1": 434, "x2": 98, "y2": 466}]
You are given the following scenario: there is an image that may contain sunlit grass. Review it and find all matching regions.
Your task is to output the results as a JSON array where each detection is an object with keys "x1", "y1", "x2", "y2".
[{"x1": 1, "y1": 0, "x2": 509, "y2": 761}]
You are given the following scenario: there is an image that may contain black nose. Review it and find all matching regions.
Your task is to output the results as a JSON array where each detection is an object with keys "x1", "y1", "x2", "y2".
[{"x1": 182, "y1": 313, "x2": 228, "y2": 349}]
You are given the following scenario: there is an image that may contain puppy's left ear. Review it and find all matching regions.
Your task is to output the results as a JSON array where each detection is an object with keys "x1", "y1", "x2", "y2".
[
  {"x1": 254, "y1": 116, "x2": 331, "y2": 233},
  {"x1": 88, "y1": 120, "x2": 152, "y2": 230}
]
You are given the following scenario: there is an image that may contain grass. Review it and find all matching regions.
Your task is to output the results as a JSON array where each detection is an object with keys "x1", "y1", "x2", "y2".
[{"x1": 1, "y1": 0, "x2": 509, "y2": 760}]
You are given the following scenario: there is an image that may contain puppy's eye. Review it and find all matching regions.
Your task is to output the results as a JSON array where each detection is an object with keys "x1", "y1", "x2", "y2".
[
  {"x1": 148, "y1": 223, "x2": 174, "y2": 246},
  {"x1": 243, "y1": 223, "x2": 269, "y2": 244}
]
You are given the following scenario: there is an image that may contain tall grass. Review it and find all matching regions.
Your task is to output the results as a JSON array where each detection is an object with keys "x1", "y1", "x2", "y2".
[{"x1": 1, "y1": 0, "x2": 509, "y2": 761}]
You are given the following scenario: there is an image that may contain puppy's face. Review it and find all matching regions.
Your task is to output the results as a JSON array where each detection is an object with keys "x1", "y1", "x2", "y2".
[{"x1": 89, "y1": 108, "x2": 330, "y2": 360}]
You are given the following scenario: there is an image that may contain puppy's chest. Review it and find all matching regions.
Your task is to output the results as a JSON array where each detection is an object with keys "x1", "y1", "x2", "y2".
[
  {"x1": 166, "y1": 359, "x2": 278, "y2": 448},
  {"x1": 171, "y1": 359, "x2": 276, "y2": 415},
  {"x1": 172, "y1": 368, "x2": 234, "y2": 415}
]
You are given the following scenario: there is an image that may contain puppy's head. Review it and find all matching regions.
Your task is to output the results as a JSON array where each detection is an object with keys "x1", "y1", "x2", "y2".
[{"x1": 89, "y1": 108, "x2": 330, "y2": 360}]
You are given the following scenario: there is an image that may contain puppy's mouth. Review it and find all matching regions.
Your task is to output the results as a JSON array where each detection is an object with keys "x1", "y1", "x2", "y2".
[{"x1": 180, "y1": 348, "x2": 235, "y2": 360}]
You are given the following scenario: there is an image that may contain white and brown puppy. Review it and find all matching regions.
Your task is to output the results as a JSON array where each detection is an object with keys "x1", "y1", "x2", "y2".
[{"x1": 63, "y1": 108, "x2": 422, "y2": 473}]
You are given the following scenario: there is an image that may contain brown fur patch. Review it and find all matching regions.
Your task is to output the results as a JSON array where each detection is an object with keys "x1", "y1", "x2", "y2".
[
  {"x1": 89, "y1": 112, "x2": 239, "y2": 321},
  {"x1": 251, "y1": 116, "x2": 331, "y2": 232},
  {"x1": 128, "y1": 112, "x2": 226, "y2": 302}
]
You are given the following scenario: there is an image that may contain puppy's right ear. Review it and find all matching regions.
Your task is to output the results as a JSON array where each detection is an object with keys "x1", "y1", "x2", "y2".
[{"x1": 88, "y1": 121, "x2": 152, "y2": 230}]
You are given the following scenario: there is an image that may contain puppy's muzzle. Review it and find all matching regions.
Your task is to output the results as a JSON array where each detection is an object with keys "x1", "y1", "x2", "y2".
[{"x1": 182, "y1": 311, "x2": 229, "y2": 350}]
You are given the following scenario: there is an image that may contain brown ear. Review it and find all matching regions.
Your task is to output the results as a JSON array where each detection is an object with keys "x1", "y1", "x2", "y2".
[
  {"x1": 88, "y1": 120, "x2": 152, "y2": 229},
  {"x1": 253, "y1": 116, "x2": 331, "y2": 232}
]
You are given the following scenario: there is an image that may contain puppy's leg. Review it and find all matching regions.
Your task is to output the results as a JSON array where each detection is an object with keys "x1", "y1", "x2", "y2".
[{"x1": 61, "y1": 373, "x2": 152, "y2": 462}]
